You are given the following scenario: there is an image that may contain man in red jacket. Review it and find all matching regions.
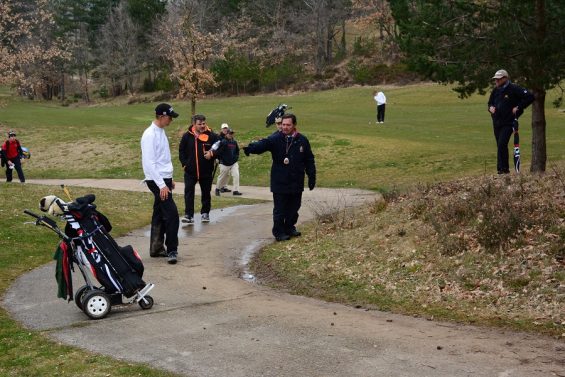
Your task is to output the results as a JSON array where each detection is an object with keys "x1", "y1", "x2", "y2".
[{"x1": 1, "y1": 130, "x2": 26, "y2": 183}]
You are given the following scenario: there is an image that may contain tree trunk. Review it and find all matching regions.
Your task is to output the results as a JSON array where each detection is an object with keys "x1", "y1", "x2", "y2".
[
  {"x1": 326, "y1": 28, "x2": 333, "y2": 64},
  {"x1": 529, "y1": 0, "x2": 547, "y2": 173},
  {"x1": 82, "y1": 69, "x2": 90, "y2": 103},
  {"x1": 191, "y1": 98, "x2": 196, "y2": 116},
  {"x1": 340, "y1": 19, "x2": 346, "y2": 54},
  {"x1": 60, "y1": 71, "x2": 65, "y2": 103},
  {"x1": 530, "y1": 89, "x2": 546, "y2": 172}
]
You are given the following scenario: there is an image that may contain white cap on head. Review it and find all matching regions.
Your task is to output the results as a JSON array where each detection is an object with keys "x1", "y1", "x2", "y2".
[
  {"x1": 492, "y1": 69, "x2": 509, "y2": 79},
  {"x1": 221, "y1": 123, "x2": 229, "y2": 129}
]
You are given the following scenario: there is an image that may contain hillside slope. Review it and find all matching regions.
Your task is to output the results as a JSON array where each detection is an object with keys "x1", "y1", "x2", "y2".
[{"x1": 253, "y1": 166, "x2": 565, "y2": 336}]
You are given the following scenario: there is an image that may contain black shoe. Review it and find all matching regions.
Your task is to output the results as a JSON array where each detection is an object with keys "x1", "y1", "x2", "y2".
[
  {"x1": 181, "y1": 215, "x2": 194, "y2": 225},
  {"x1": 215, "y1": 188, "x2": 221, "y2": 196},
  {"x1": 167, "y1": 252, "x2": 177, "y2": 264},
  {"x1": 233, "y1": 191, "x2": 242, "y2": 196},
  {"x1": 220, "y1": 187, "x2": 231, "y2": 193},
  {"x1": 289, "y1": 230, "x2": 302, "y2": 237},
  {"x1": 275, "y1": 234, "x2": 291, "y2": 242},
  {"x1": 150, "y1": 250, "x2": 168, "y2": 258}
]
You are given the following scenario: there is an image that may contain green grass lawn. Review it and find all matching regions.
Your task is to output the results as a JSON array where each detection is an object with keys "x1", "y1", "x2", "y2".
[
  {"x1": 1, "y1": 84, "x2": 563, "y2": 191},
  {"x1": 0, "y1": 84, "x2": 564, "y2": 374}
]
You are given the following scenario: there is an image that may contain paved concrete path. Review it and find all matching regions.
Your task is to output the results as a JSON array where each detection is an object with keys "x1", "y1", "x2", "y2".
[{"x1": 3, "y1": 180, "x2": 563, "y2": 377}]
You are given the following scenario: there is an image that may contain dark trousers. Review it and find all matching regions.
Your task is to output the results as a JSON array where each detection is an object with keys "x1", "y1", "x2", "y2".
[
  {"x1": 493, "y1": 125, "x2": 513, "y2": 173},
  {"x1": 5, "y1": 158, "x2": 25, "y2": 182},
  {"x1": 146, "y1": 179, "x2": 179, "y2": 256},
  {"x1": 184, "y1": 174, "x2": 213, "y2": 217},
  {"x1": 377, "y1": 104, "x2": 386, "y2": 122},
  {"x1": 272, "y1": 192, "x2": 302, "y2": 237}
]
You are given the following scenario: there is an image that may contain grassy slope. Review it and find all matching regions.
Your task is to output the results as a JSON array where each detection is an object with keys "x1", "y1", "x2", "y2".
[{"x1": 253, "y1": 169, "x2": 565, "y2": 336}]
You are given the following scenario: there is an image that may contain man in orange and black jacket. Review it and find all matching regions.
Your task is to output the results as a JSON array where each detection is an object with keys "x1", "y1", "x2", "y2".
[{"x1": 179, "y1": 114, "x2": 220, "y2": 225}]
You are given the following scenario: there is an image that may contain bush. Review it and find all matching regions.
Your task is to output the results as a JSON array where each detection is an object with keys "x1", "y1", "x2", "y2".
[
  {"x1": 410, "y1": 174, "x2": 563, "y2": 254},
  {"x1": 98, "y1": 85, "x2": 109, "y2": 98},
  {"x1": 143, "y1": 72, "x2": 174, "y2": 93},
  {"x1": 352, "y1": 36, "x2": 377, "y2": 57}
]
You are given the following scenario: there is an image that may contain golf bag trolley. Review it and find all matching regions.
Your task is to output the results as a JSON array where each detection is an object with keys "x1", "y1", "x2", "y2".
[{"x1": 24, "y1": 194, "x2": 155, "y2": 320}]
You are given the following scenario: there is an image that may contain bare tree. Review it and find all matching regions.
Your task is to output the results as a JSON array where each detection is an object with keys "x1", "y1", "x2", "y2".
[
  {"x1": 302, "y1": 0, "x2": 351, "y2": 74},
  {"x1": 152, "y1": 1, "x2": 219, "y2": 115},
  {"x1": 0, "y1": 0, "x2": 70, "y2": 99},
  {"x1": 96, "y1": 1, "x2": 143, "y2": 96}
]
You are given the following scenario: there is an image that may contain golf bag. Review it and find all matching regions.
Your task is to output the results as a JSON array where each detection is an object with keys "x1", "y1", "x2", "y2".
[
  {"x1": 26, "y1": 194, "x2": 154, "y2": 319},
  {"x1": 62, "y1": 195, "x2": 146, "y2": 297},
  {"x1": 265, "y1": 104, "x2": 289, "y2": 127}
]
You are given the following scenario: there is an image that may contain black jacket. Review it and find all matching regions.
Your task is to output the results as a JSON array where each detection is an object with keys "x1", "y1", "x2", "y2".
[
  {"x1": 488, "y1": 81, "x2": 534, "y2": 128},
  {"x1": 217, "y1": 138, "x2": 240, "y2": 166},
  {"x1": 246, "y1": 131, "x2": 316, "y2": 194},
  {"x1": 179, "y1": 126, "x2": 220, "y2": 179}
]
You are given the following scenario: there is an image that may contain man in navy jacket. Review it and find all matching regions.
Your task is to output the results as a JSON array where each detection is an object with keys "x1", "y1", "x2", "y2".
[
  {"x1": 488, "y1": 69, "x2": 534, "y2": 174},
  {"x1": 244, "y1": 114, "x2": 316, "y2": 241}
]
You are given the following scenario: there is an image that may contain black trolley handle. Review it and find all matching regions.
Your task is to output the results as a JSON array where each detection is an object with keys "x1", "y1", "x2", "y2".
[{"x1": 23, "y1": 210, "x2": 68, "y2": 240}]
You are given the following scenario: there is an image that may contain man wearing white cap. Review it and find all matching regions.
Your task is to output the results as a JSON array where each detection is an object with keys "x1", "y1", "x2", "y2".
[
  {"x1": 216, "y1": 123, "x2": 232, "y2": 193},
  {"x1": 219, "y1": 123, "x2": 230, "y2": 139},
  {"x1": 215, "y1": 128, "x2": 242, "y2": 196},
  {"x1": 487, "y1": 69, "x2": 534, "y2": 174}
]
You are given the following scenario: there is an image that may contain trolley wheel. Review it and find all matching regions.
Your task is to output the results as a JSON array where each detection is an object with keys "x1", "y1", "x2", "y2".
[
  {"x1": 74, "y1": 285, "x2": 90, "y2": 311},
  {"x1": 82, "y1": 290, "x2": 111, "y2": 320},
  {"x1": 138, "y1": 295, "x2": 154, "y2": 310}
]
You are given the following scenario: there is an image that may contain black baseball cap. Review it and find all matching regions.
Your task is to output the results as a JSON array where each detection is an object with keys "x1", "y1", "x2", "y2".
[{"x1": 155, "y1": 103, "x2": 179, "y2": 118}]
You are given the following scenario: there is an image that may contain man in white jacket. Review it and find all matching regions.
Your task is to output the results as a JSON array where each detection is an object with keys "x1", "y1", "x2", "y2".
[
  {"x1": 141, "y1": 103, "x2": 180, "y2": 264},
  {"x1": 373, "y1": 90, "x2": 387, "y2": 124}
]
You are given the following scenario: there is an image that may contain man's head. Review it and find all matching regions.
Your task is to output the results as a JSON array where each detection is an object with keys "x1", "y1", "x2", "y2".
[
  {"x1": 275, "y1": 117, "x2": 283, "y2": 131},
  {"x1": 154, "y1": 103, "x2": 178, "y2": 127},
  {"x1": 192, "y1": 114, "x2": 207, "y2": 133},
  {"x1": 281, "y1": 114, "x2": 297, "y2": 135},
  {"x1": 492, "y1": 69, "x2": 509, "y2": 87},
  {"x1": 226, "y1": 129, "x2": 235, "y2": 139},
  {"x1": 221, "y1": 123, "x2": 229, "y2": 134},
  {"x1": 7, "y1": 130, "x2": 16, "y2": 138}
]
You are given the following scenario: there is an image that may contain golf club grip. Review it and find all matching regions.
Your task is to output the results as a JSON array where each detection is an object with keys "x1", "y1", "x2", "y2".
[{"x1": 24, "y1": 210, "x2": 41, "y2": 219}]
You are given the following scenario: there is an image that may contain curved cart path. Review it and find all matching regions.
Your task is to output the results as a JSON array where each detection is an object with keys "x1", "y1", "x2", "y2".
[{"x1": 3, "y1": 179, "x2": 563, "y2": 377}]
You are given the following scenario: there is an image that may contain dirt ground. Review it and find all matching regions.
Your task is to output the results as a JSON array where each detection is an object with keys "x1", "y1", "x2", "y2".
[{"x1": 3, "y1": 179, "x2": 564, "y2": 377}]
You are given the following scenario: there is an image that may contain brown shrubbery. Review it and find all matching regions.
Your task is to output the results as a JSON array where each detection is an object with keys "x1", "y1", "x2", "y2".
[
  {"x1": 255, "y1": 166, "x2": 565, "y2": 335},
  {"x1": 410, "y1": 170, "x2": 564, "y2": 256}
]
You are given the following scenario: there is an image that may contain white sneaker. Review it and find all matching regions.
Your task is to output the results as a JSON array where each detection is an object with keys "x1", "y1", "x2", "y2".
[{"x1": 201, "y1": 213, "x2": 210, "y2": 222}]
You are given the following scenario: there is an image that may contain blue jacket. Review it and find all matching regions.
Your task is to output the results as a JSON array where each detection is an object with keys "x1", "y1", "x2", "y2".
[
  {"x1": 488, "y1": 81, "x2": 534, "y2": 128},
  {"x1": 246, "y1": 131, "x2": 316, "y2": 194},
  {"x1": 217, "y1": 138, "x2": 240, "y2": 166}
]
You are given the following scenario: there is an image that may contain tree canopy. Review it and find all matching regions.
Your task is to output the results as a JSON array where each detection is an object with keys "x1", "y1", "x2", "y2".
[{"x1": 390, "y1": 0, "x2": 565, "y2": 172}]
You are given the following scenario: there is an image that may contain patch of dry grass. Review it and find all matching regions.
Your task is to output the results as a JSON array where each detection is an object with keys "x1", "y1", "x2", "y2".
[{"x1": 252, "y1": 166, "x2": 565, "y2": 337}]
